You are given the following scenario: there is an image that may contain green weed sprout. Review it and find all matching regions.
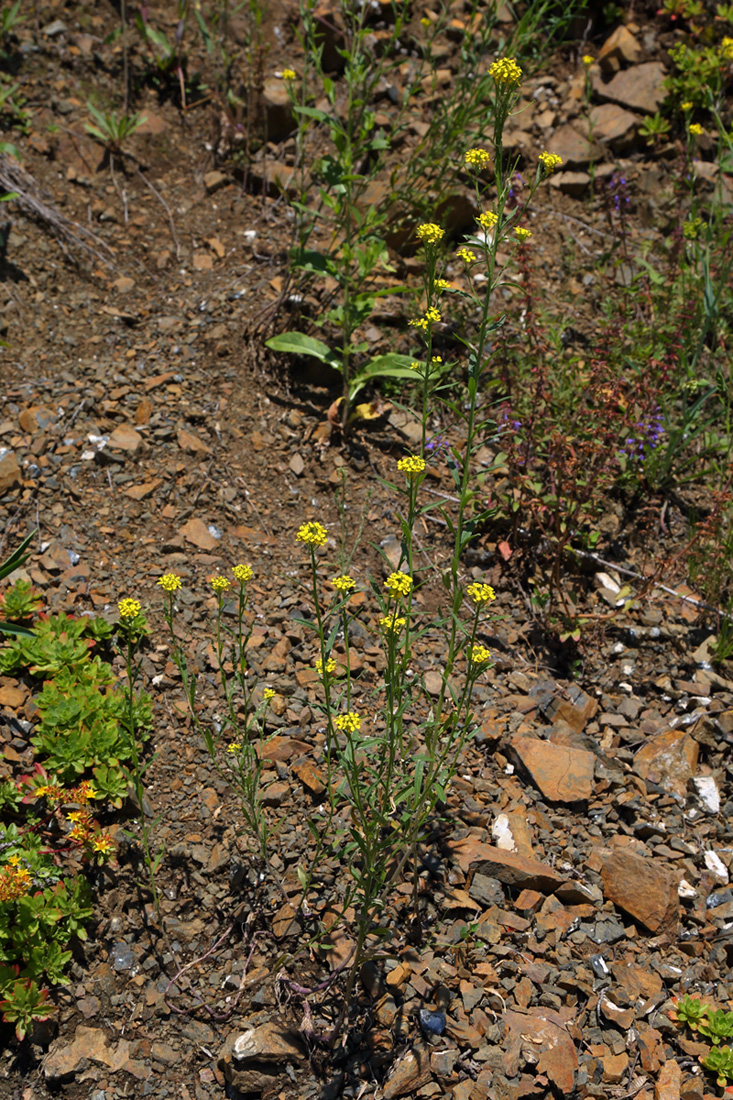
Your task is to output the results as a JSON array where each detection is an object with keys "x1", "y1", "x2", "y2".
[
  {"x1": 116, "y1": 598, "x2": 162, "y2": 918},
  {"x1": 85, "y1": 103, "x2": 146, "y2": 156},
  {"x1": 0, "y1": 531, "x2": 36, "y2": 637}
]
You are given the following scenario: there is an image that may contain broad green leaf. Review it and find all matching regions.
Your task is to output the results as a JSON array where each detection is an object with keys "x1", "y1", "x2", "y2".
[{"x1": 265, "y1": 332, "x2": 342, "y2": 370}]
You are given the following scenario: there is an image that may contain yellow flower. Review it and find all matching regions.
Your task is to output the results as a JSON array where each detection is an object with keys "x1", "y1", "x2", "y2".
[
  {"x1": 538, "y1": 151, "x2": 562, "y2": 173},
  {"x1": 67, "y1": 811, "x2": 84, "y2": 823},
  {"x1": 431, "y1": 355, "x2": 442, "y2": 363},
  {"x1": 70, "y1": 824, "x2": 88, "y2": 841},
  {"x1": 157, "y1": 573, "x2": 182, "y2": 592},
  {"x1": 78, "y1": 782, "x2": 98, "y2": 802},
  {"x1": 210, "y1": 575, "x2": 231, "y2": 593},
  {"x1": 334, "y1": 711, "x2": 361, "y2": 733},
  {"x1": 331, "y1": 574, "x2": 356, "y2": 592},
  {"x1": 719, "y1": 36, "x2": 733, "y2": 61},
  {"x1": 489, "y1": 57, "x2": 522, "y2": 86},
  {"x1": 410, "y1": 360, "x2": 423, "y2": 371},
  {"x1": 465, "y1": 147, "x2": 491, "y2": 169},
  {"x1": 281, "y1": 68, "x2": 297, "y2": 80},
  {"x1": 681, "y1": 100, "x2": 693, "y2": 111},
  {"x1": 470, "y1": 643, "x2": 492, "y2": 663},
  {"x1": 582, "y1": 54, "x2": 594, "y2": 66},
  {"x1": 90, "y1": 834, "x2": 115, "y2": 855},
  {"x1": 467, "y1": 581, "x2": 496, "y2": 605},
  {"x1": 233, "y1": 563, "x2": 254, "y2": 584},
  {"x1": 514, "y1": 226, "x2": 532, "y2": 241},
  {"x1": 380, "y1": 614, "x2": 406, "y2": 635},
  {"x1": 263, "y1": 688, "x2": 276, "y2": 701},
  {"x1": 416, "y1": 222, "x2": 444, "y2": 245},
  {"x1": 6, "y1": 854, "x2": 20, "y2": 866},
  {"x1": 35, "y1": 785, "x2": 48, "y2": 798},
  {"x1": 477, "y1": 211, "x2": 498, "y2": 231},
  {"x1": 397, "y1": 455, "x2": 426, "y2": 478},
  {"x1": 409, "y1": 307, "x2": 441, "y2": 329},
  {"x1": 456, "y1": 247, "x2": 477, "y2": 263},
  {"x1": 435, "y1": 279, "x2": 450, "y2": 290},
  {"x1": 420, "y1": 16, "x2": 431, "y2": 27},
  {"x1": 226, "y1": 742, "x2": 242, "y2": 754},
  {"x1": 683, "y1": 217, "x2": 703, "y2": 240},
  {"x1": 689, "y1": 123, "x2": 704, "y2": 135},
  {"x1": 118, "y1": 598, "x2": 141, "y2": 620},
  {"x1": 316, "y1": 657, "x2": 337, "y2": 676},
  {"x1": 296, "y1": 521, "x2": 328, "y2": 547},
  {"x1": 385, "y1": 572, "x2": 413, "y2": 598}
]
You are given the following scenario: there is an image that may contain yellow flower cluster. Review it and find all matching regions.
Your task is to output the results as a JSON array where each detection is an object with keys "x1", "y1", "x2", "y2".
[
  {"x1": 432, "y1": 355, "x2": 442, "y2": 363},
  {"x1": 465, "y1": 147, "x2": 490, "y2": 169},
  {"x1": 538, "y1": 151, "x2": 562, "y2": 173},
  {"x1": 489, "y1": 57, "x2": 522, "y2": 85},
  {"x1": 410, "y1": 360, "x2": 422, "y2": 371},
  {"x1": 331, "y1": 574, "x2": 356, "y2": 592},
  {"x1": 118, "y1": 598, "x2": 141, "y2": 620},
  {"x1": 263, "y1": 688, "x2": 276, "y2": 700},
  {"x1": 681, "y1": 100, "x2": 693, "y2": 111},
  {"x1": 158, "y1": 573, "x2": 182, "y2": 592},
  {"x1": 477, "y1": 211, "x2": 498, "y2": 231},
  {"x1": 380, "y1": 614, "x2": 406, "y2": 635},
  {"x1": 316, "y1": 657, "x2": 337, "y2": 676},
  {"x1": 409, "y1": 307, "x2": 441, "y2": 329},
  {"x1": 457, "y1": 247, "x2": 477, "y2": 263},
  {"x1": 416, "y1": 222, "x2": 445, "y2": 245},
  {"x1": 297, "y1": 521, "x2": 328, "y2": 547},
  {"x1": 720, "y1": 36, "x2": 733, "y2": 60},
  {"x1": 467, "y1": 581, "x2": 496, "y2": 605},
  {"x1": 397, "y1": 455, "x2": 426, "y2": 477},
  {"x1": 233, "y1": 563, "x2": 254, "y2": 584},
  {"x1": 582, "y1": 54, "x2": 594, "y2": 66},
  {"x1": 435, "y1": 279, "x2": 450, "y2": 290},
  {"x1": 91, "y1": 835, "x2": 115, "y2": 855},
  {"x1": 385, "y1": 572, "x2": 413, "y2": 598},
  {"x1": 689, "y1": 123, "x2": 704, "y2": 135},
  {"x1": 683, "y1": 217, "x2": 703, "y2": 240},
  {"x1": 281, "y1": 69, "x2": 297, "y2": 79},
  {"x1": 514, "y1": 227, "x2": 532, "y2": 241},
  {"x1": 334, "y1": 711, "x2": 361, "y2": 732},
  {"x1": 0, "y1": 860, "x2": 32, "y2": 901},
  {"x1": 227, "y1": 742, "x2": 242, "y2": 754},
  {"x1": 210, "y1": 576, "x2": 230, "y2": 593},
  {"x1": 471, "y1": 643, "x2": 492, "y2": 663}
]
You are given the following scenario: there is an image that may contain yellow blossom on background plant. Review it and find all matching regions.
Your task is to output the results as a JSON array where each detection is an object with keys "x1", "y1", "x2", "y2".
[
  {"x1": 689, "y1": 123, "x2": 704, "y2": 135},
  {"x1": 432, "y1": 355, "x2": 442, "y2": 363},
  {"x1": 514, "y1": 226, "x2": 532, "y2": 241},
  {"x1": 157, "y1": 573, "x2": 182, "y2": 592},
  {"x1": 489, "y1": 57, "x2": 522, "y2": 85},
  {"x1": 210, "y1": 576, "x2": 230, "y2": 593},
  {"x1": 410, "y1": 360, "x2": 422, "y2": 371},
  {"x1": 582, "y1": 54, "x2": 594, "y2": 66},
  {"x1": 409, "y1": 307, "x2": 441, "y2": 329},
  {"x1": 420, "y1": 16, "x2": 430, "y2": 26},
  {"x1": 385, "y1": 572, "x2": 413, "y2": 598},
  {"x1": 681, "y1": 100, "x2": 693, "y2": 111},
  {"x1": 457, "y1": 247, "x2": 477, "y2": 263},
  {"x1": 397, "y1": 455, "x2": 426, "y2": 477},
  {"x1": 471, "y1": 643, "x2": 492, "y2": 663},
  {"x1": 538, "y1": 151, "x2": 562, "y2": 173},
  {"x1": 281, "y1": 69, "x2": 297, "y2": 79},
  {"x1": 477, "y1": 211, "x2": 498, "y2": 231},
  {"x1": 263, "y1": 688, "x2": 276, "y2": 701},
  {"x1": 297, "y1": 521, "x2": 328, "y2": 547},
  {"x1": 683, "y1": 217, "x2": 703, "y2": 239},
  {"x1": 380, "y1": 614, "x2": 406, "y2": 635},
  {"x1": 90, "y1": 835, "x2": 115, "y2": 855},
  {"x1": 233, "y1": 563, "x2": 254, "y2": 584},
  {"x1": 316, "y1": 657, "x2": 337, "y2": 676},
  {"x1": 118, "y1": 598, "x2": 141, "y2": 620},
  {"x1": 416, "y1": 222, "x2": 444, "y2": 245},
  {"x1": 467, "y1": 581, "x2": 496, "y2": 605},
  {"x1": 334, "y1": 711, "x2": 361, "y2": 732},
  {"x1": 226, "y1": 742, "x2": 242, "y2": 754},
  {"x1": 719, "y1": 36, "x2": 733, "y2": 60},
  {"x1": 435, "y1": 279, "x2": 450, "y2": 290},
  {"x1": 331, "y1": 574, "x2": 356, "y2": 592},
  {"x1": 465, "y1": 147, "x2": 490, "y2": 169}
]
